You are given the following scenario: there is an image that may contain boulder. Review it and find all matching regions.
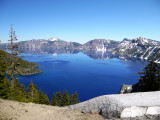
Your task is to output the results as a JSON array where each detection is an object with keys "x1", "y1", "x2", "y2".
[
  {"x1": 121, "y1": 106, "x2": 147, "y2": 118},
  {"x1": 68, "y1": 91, "x2": 160, "y2": 119}
]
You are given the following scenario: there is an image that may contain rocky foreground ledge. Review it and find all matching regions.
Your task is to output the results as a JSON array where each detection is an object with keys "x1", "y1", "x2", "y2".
[
  {"x1": 0, "y1": 99, "x2": 103, "y2": 120},
  {"x1": 68, "y1": 91, "x2": 160, "y2": 119},
  {"x1": 0, "y1": 91, "x2": 160, "y2": 120}
]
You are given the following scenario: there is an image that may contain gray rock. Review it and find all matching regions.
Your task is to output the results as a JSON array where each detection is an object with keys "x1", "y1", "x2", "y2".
[{"x1": 68, "y1": 91, "x2": 160, "y2": 119}]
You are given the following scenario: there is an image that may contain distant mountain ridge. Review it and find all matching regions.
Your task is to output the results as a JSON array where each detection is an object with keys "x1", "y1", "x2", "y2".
[
  {"x1": 112, "y1": 37, "x2": 160, "y2": 61},
  {"x1": 82, "y1": 39, "x2": 119, "y2": 52},
  {"x1": 0, "y1": 37, "x2": 160, "y2": 62}
]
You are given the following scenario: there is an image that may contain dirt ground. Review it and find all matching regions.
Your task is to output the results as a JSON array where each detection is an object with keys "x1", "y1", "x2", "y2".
[{"x1": 0, "y1": 99, "x2": 104, "y2": 120}]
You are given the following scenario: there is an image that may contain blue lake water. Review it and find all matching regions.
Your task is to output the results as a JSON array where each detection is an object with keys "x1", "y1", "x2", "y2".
[{"x1": 18, "y1": 52, "x2": 145, "y2": 102}]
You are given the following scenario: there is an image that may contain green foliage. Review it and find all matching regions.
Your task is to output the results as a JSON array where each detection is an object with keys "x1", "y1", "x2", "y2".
[
  {"x1": 0, "y1": 49, "x2": 41, "y2": 75},
  {"x1": 138, "y1": 57, "x2": 160, "y2": 91},
  {"x1": 20, "y1": 84, "x2": 27, "y2": 102},
  {"x1": 0, "y1": 50, "x2": 6, "y2": 80},
  {"x1": 56, "y1": 91, "x2": 62, "y2": 106},
  {"x1": 38, "y1": 90, "x2": 50, "y2": 105},
  {"x1": 51, "y1": 90, "x2": 80, "y2": 107},
  {"x1": 9, "y1": 79, "x2": 26, "y2": 102},
  {"x1": 61, "y1": 89, "x2": 70, "y2": 106},
  {"x1": 51, "y1": 92, "x2": 57, "y2": 106},
  {"x1": 43, "y1": 93, "x2": 50, "y2": 105},
  {"x1": 38, "y1": 90, "x2": 43, "y2": 104},
  {"x1": 0, "y1": 79, "x2": 10, "y2": 99},
  {"x1": 0, "y1": 50, "x2": 10, "y2": 99},
  {"x1": 70, "y1": 92, "x2": 80, "y2": 105},
  {"x1": 27, "y1": 80, "x2": 39, "y2": 103}
]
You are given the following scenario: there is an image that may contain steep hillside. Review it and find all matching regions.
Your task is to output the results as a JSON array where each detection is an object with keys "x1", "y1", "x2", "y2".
[{"x1": 0, "y1": 49, "x2": 41, "y2": 75}]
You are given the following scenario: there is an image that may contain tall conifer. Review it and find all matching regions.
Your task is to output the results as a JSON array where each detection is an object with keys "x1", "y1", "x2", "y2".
[
  {"x1": 138, "y1": 57, "x2": 160, "y2": 91},
  {"x1": 0, "y1": 50, "x2": 10, "y2": 99},
  {"x1": 56, "y1": 91, "x2": 62, "y2": 106},
  {"x1": 27, "y1": 80, "x2": 38, "y2": 102},
  {"x1": 51, "y1": 92, "x2": 57, "y2": 106},
  {"x1": 70, "y1": 92, "x2": 80, "y2": 105},
  {"x1": 61, "y1": 89, "x2": 70, "y2": 106}
]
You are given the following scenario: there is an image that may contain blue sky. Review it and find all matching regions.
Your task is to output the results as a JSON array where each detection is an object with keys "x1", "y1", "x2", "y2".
[{"x1": 0, "y1": 0, "x2": 160, "y2": 43}]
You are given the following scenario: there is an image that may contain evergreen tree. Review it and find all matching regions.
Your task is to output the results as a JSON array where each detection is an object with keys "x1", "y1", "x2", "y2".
[
  {"x1": 56, "y1": 91, "x2": 62, "y2": 106},
  {"x1": 70, "y1": 92, "x2": 80, "y2": 105},
  {"x1": 27, "y1": 80, "x2": 38, "y2": 103},
  {"x1": 13, "y1": 79, "x2": 21, "y2": 101},
  {"x1": 44, "y1": 93, "x2": 50, "y2": 105},
  {"x1": 38, "y1": 90, "x2": 43, "y2": 104},
  {"x1": 38, "y1": 90, "x2": 50, "y2": 105},
  {"x1": 33, "y1": 84, "x2": 39, "y2": 103},
  {"x1": 61, "y1": 89, "x2": 70, "y2": 106},
  {"x1": 8, "y1": 24, "x2": 20, "y2": 87},
  {"x1": 0, "y1": 50, "x2": 10, "y2": 99},
  {"x1": 9, "y1": 78, "x2": 26, "y2": 102},
  {"x1": 138, "y1": 57, "x2": 160, "y2": 91},
  {"x1": 51, "y1": 92, "x2": 57, "y2": 106},
  {"x1": 0, "y1": 78, "x2": 10, "y2": 99},
  {"x1": 20, "y1": 84, "x2": 26, "y2": 102}
]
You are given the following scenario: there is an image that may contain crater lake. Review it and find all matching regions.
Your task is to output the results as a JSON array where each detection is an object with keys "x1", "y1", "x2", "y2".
[{"x1": 18, "y1": 52, "x2": 146, "y2": 102}]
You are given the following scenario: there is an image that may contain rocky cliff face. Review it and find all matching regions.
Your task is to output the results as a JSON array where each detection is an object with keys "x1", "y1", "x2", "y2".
[
  {"x1": 82, "y1": 39, "x2": 119, "y2": 52},
  {"x1": 112, "y1": 37, "x2": 160, "y2": 61},
  {"x1": 1, "y1": 37, "x2": 160, "y2": 61},
  {"x1": 12, "y1": 38, "x2": 82, "y2": 54}
]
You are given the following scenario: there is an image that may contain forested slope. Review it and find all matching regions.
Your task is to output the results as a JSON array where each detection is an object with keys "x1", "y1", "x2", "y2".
[{"x1": 0, "y1": 49, "x2": 41, "y2": 75}]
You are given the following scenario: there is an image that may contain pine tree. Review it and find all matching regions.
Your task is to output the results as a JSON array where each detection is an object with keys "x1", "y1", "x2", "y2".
[
  {"x1": 0, "y1": 78, "x2": 10, "y2": 99},
  {"x1": 9, "y1": 78, "x2": 26, "y2": 101},
  {"x1": 138, "y1": 57, "x2": 160, "y2": 91},
  {"x1": 51, "y1": 92, "x2": 57, "y2": 106},
  {"x1": 14, "y1": 79, "x2": 21, "y2": 101},
  {"x1": 8, "y1": 24, "x2": 20, "y2": 88},
  {"x1": 44, "y1": 93, "x2": 50, "y2": 105},
  {"x1": 38, "y1": 90, "x2": 50, "y2": 105},
  {"x1": 0, "y1": 49, "x2": 25, "y2": 101},
  {"x1": 38, "y1": 90, "x2": 43, "y2": 104},
  {"x1": 56, "y1": 91, "x2": 62, "y2": 106},
  {"x1": 70, "y1": 92, "x2": 80, "y2": 105},
  {"x1": 20, "y1": 84, "x2": 26, "y2": 102},
  {"x1": 0, "y1": 50, "x2": 10, "y2": 99},
  {"x1": 33, "y1": 84, "x2": 39, "y2": 103},
  {"x1": 61, "y1": 89, "x2": 70, "y2": 106},
  {"x1": 27, "y1": 80, "x2": 38, "y2": 103}
]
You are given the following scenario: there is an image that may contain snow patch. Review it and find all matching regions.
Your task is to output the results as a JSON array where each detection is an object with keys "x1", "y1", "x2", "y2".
[{"x1": 49, "y1": 37, "x2": 59, "y2": 41}]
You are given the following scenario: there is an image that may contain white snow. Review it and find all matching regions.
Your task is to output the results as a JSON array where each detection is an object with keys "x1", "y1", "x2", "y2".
[
  {"x1": 52, "y1": 53, "x2": 57, "y2": 56},
  {"x1": 96, "y1": 44, "x2": 106, "y2": 52},
  {"x1": 144, "y1": 47, "x2": 156, "y2": 60},
  {"x1": 121, "y1": 107, "x2": 147, "y2": 118},
  {"x1": 147, "y1": 107, "x2": 160, "y2": 115},
  {"x1": 121, "y1": 106, "x2": 160, "y2": 118},
  {"x1": 49, "y1": 37, "x2": 59, "y2": 41}
]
